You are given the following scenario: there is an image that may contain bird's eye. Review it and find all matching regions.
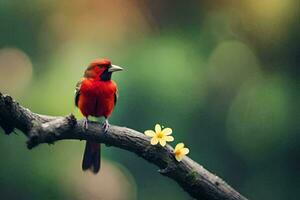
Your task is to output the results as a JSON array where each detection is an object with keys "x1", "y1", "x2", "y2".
[{"x1": 97, "y1": 65, "x2": 104, "y2": 68}]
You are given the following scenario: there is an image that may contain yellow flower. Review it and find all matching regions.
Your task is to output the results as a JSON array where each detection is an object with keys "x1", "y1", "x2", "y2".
[
  {"x1": 144, "y1": 124, "x2": 174, "y2": 146},
  {"x1": 173, "y1": 143, "x2": 189, "y2": 162}
]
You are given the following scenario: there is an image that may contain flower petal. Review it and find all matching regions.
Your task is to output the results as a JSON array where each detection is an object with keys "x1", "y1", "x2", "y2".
[
  {"x1": 174, "y1": 143, "x2": 184, "y2": 152},
  {"x1": 165, "y1": 136, "x2": 174, "y2": 142},
  {"x1": 182, "y1": 148, "x2": 189, "y2": 155},
  {"x1": 159, "y1": 139, "x2": 166, "y2": 146},
  {"x1": 162, "y1": 128, "x2": 172, "y2": 135},
  {"x1": 151, "y1": 137, "x2": 158, "y2": 145},
  {"x1": 144, "y1": 130, "x2": 155, "y2": 137},
  {"x1": 175, "y1": 154, "x2": 184, "y2": 162},
  {"x1": 155, "y1": 124, "x2": 161, "y2": 133}
]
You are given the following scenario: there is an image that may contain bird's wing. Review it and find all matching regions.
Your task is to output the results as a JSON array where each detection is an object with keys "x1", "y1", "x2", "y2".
[
  {"x1": 75, "y1": 78, "x2": 84, "y2": 107},
  {"x1": 114, "y1": 89, "x2": 118, "y2": 106}
]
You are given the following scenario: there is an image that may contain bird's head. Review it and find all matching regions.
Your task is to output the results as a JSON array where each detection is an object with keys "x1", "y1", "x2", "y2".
[{"x1": 84, "y1": 58, "x2": 123, "y2": 81}]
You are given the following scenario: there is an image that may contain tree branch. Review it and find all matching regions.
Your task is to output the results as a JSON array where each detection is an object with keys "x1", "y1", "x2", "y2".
[{"x1": 0, "y1": 93, "x2": 247, "y2": 200}]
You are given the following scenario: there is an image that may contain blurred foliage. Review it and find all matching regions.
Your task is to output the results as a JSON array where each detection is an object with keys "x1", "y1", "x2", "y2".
[{"x1": 0, "y1": 0, "x2": 299, "y2": 199}]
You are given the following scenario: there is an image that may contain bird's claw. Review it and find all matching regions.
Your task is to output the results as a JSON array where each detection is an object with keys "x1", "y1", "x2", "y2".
[
  {"x1": 102, "y1": 119, "x2": 109, "y2": 133},
  {"x1": 83, "y1": 118, "x2": 89, "y2": 130}
]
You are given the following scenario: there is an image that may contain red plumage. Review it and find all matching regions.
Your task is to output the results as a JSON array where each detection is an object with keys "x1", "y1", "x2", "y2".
[
  {"x1": 75, "y1": 58, "x2": 123, "y2": 173},
  {"x1": 78, "y1": 79, "x2": 117, "y2": 118}
]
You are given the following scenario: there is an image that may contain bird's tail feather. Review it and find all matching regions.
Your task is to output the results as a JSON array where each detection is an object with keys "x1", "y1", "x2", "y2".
[{"x1": 82, "y1": 141, "x2": 101, "y2": 174}]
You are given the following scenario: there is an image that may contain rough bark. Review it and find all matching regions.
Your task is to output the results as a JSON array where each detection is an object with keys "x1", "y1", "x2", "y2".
[{"x1": 0, "y1": 93, "x2": 247, "y2": 200}]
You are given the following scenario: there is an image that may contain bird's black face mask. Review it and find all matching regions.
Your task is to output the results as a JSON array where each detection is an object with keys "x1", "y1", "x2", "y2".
[{"x1": 100, "y1": 68, "x2": 112, "y2": 81}]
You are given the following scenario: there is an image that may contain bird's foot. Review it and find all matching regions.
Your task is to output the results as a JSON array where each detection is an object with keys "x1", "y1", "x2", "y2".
[
  {"x1": 102, "y1": 119, "x2": 109, "y2": 133},
  {"x1": 83, "y1": 117, "x2": 89, "y2": 130}
]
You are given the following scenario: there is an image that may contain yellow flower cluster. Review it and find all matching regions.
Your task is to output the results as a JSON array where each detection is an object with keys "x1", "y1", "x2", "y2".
[{"x1": 144, "y1": 124, "x2": 190, "y2": 162}]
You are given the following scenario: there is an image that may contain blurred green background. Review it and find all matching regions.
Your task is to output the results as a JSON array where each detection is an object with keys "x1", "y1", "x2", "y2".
[{"x1": 0, "y1": 0, "x2": 299, "y2": 199}]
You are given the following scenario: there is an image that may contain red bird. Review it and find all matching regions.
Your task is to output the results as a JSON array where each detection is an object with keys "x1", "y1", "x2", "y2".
[{"x1": 75, "y1": 58, "x2": 123, "y2": 173}]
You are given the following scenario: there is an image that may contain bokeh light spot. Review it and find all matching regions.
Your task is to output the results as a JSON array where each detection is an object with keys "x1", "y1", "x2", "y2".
[
  {"x1": 207, "y1": 40, "x2": 262, "y2": 90},
  {"x1": 60, "y1": 160, "x2": 137, "y2": 200},
  {"x1": 0, "y1": 47, "x2": 33, "y2": 96},
  {"x1": 226, "y1": 75, "x2": 290, "y2": 161}
]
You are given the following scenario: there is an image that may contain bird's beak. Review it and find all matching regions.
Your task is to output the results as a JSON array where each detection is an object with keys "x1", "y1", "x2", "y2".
[{"x1": 108, "y1": 65, "x2": 123, "y2": 72}]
